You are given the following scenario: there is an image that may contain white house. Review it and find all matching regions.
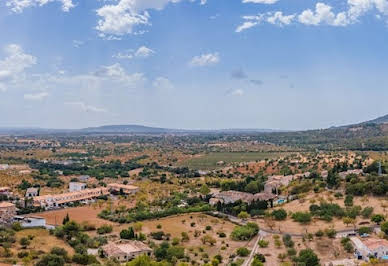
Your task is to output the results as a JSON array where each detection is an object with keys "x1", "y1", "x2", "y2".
[
  {"x1": 13, "y1": 215, "x2": 47, "y2": 228},
  {"x1": 351, "y1": 237, "x2": 388, "y2": 261},
  {"x1": 26, "y1": 187, "x2": 39, "y2": 197},
  {"x1": 69, "y1": 182, "x2": 87, "y2": 192}
]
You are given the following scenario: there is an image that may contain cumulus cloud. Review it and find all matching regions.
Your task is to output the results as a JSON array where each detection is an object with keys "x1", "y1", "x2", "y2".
[
  {"x1": 65, "y1": 101, "x2": 108, "y2": 113},
  {"x1": 189, "y1": 53, "x2": 220, "y2": 67},
  {"x1": 0, "y1": 44, "x2": 37, "y2": 92},
  {"x1": 267, "y1": 11, "x2": 295, "y2": 25},
  {"x1": 153, "y1": 77, "x2": 174, "y2": 90},
  {"x1": 24, "y1": 92, "x2": 49, "y2": 100},
  {"x1": 134, "y1": 46, "x2": 155, "y2": 57},
  {"x1": 96, "y1": 0, "x2": 203, "y2": 37},
  {"x1": 6, "y1": 0, "x2": 75, "y2": 13},
  {"x1": 72, "y1": 40, "x2": 84, "y2": 48},
  {"x1": 237, "y1": 0, "x2": 388, "y2": 29},
  {"x1": 113, "y1": 46, "x2": 155, "y2": 60}
]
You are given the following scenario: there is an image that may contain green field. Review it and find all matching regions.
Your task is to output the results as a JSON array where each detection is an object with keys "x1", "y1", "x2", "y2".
[{"x1": 179, "y1": 152, "x2": 287, "y2": 170}]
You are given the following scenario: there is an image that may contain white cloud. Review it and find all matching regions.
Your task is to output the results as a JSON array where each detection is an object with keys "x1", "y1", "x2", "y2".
[
  {"x1": 134, "y1": 46, "x2": 155, "y2": 57},
  {"x1": 227, "y1": 89, "x2": 244, "y2": 96},
  {"x1": 189, "y1": 53, "x2": 220, "y2": 67},
  {"x1": 235, "y1": 15, "x2": 264, "y2": 32},
  {"x1": 153, "y1": 77, "x2": 174, "y2": 90},
  {"x1": 96, "y1": 0, "x2": 192, "y2": 36},
  {"x1": 242, "y1": 0, "x2": 278, "y2": 3},
  {"x1": 72, "y1": 40, "x2": 84, "y2": 48},
  {"x1": 238, "y1": 0, "x2": 388, "y2": 29},
  {"x1": 0, "y1": 44, "x2": 37, "y2": 92},
  {"x1": 113, "y1": 46, "x2": 155, "y2": 60},
  {"x1": 65, "y1": 101, "x2": 107, "y2": 113},
  {"x1": 6, "y1": 0, "x2": 75, "y2": 13},
  {"x1": 24, "y1": 92, "x2": 49, "y2": 100},
  {"x1": 267, "y1": 11, "x2": 295, "y2": 25},
  {"x1": 298, "y1": 3, "x2": 350, "y2": 26}
]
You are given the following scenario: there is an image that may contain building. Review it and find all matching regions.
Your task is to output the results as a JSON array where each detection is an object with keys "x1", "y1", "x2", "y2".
[
  {"x1": 351, "y1": 237, "x2": 388, "y2": 261},
  {"x1": 264, "y1": 173, "x2": 310, "y2": 194},
  {"x1": 107, "y1": 183, "x2": 139, "y2": 195},
  {"x1": 209, "y1": 190, "x2": 276, "y2": 205},
  {"x1": 69, "y1": 182, "x2": 87, "y2": 192},
  {"x1": 33, "y1": 187, "x2": 109, "y2": 209},
  {"x1": 0, "y1": 164, "x2": 9, "y2": 171},
  {"x1": 13, "y1": 215, "x2": 46, "y2": 228},
  {"x1": 0, "y1": 187, "x2": 12, "y2": 196},
  {"x1": 0, "y1": 202, "x2": 16, "y2": 224},
  {"x1": 324, "y1": 259, "x2": 357, "y2": 266},
  {"x1": 25, "y1": 187, "x2": 39, "y2": 197},
  {"x1": 339, "y1": 169, "x2": 363, "y2": 179},
  {"x1": 101, "y1": 240, "x2": 152, "y2": 262},
  {"x1": 78, "y1": 175, "x2": 90, "y2": 182}
]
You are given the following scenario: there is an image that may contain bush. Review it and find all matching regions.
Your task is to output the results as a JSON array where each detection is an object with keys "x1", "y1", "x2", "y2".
[
  {"x1": 361, "y1": 207, "x2": 374, "y2": 218},
  {"x1": 282, "y1": 234, "x2": 294, "y2": 248},
  {"x1": 358, "y1": 227, "x2": 372, "y2": 235},
  {"x1": 325, "y1": 228, "x2": 337, "y2": 238},
  {"x1": 258, "y1": 239, "x2": 269, "y2": 248},
  {"x1": 36, "y1": 254, "x2": 65, "y2": 266},
  {"x1": 97, "y1": 224, "x2": 113, "y2": 235},
  {"x1": 344, "y1": 195, "x2": 353, "y2": 207},
  {"x1": 272, "y1": 209, "x2": 287, "y2": 221},
  {"x1": 230, "y1": 223, "x2": 259, "y2": 241},
  {"x1": 296, "y1": 249, "x2": 319, "y2": 266},
  {"x1": 236, "y1": 247, "x2": 250, "y2": 257},
  {"x1": 291, "y1": 212, "x2": 312, "y2": 224}
]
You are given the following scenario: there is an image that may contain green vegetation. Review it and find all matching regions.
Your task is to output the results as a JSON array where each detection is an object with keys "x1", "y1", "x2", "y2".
[{"x1": 230, "y1": 222, "x2": 259, "y2": 241}]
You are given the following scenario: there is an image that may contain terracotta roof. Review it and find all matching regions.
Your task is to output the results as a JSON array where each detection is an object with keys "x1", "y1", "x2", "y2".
[
  {"x1": 0, "y1": 202, "x2": 15, "y2": 208},
  {"x1": 363, "y1": 238, "x2": 388, "y2": 250},
  {"x1": 102, "y1": 241, "x2": 152, "y2": 257}
]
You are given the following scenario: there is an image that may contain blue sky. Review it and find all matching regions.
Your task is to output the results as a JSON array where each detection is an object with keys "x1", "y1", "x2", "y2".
[{"x1": 0, "y1": 0, "x2": 387, "y2": 130}]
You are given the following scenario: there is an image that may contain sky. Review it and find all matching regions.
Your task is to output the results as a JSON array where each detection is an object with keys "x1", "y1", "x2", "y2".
[{"x1": 0, "y1": 0, "x2": 388, "y2": 130}]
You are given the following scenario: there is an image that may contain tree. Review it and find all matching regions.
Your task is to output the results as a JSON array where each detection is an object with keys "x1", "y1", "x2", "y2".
[
  {"x1": 236, "y1": 247, "x2": 250, "y2": 257},
  {"x1": 272, "y1": 209, "x2": 287, "y2": 221},
  {"x1": 371, "y1": 214, "x2": 385, "y2": 224},
  {"x1": 361, "y1": 206, "x2": 374, "y2": 218},
  {"x1": 297, "y1": 249, "x2": 320, "y2": 266},
  {"x1": 343, "y1": 217, "x2": 354, "y2": 227},
  {"x1": 19, "y1": 237, "x2": 30, "y2": 249},
  {"x1": 199, "y1": 184, "x2": 210, "y2": 195},
  {"x1": 344, "y1": 195, "x2": 353, "y2": 207},
  {"x1": 201, "y1": 235, "x2": 216, "y2": 245},
  {"x1": 238, "y1": 211, "x2": 250, "y2": 220},
  {"x1": 62, "y1": 213, "x2": 70, "y2": 225},
  {"x1": 381, "y1": 221, "x2": 388, "y2": 235},
  {"x1": 36, "y1": 254, "x2": 65, "y2": 266}
]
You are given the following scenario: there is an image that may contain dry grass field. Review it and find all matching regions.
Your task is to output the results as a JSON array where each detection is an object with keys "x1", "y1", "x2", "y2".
[{"x1": 115, "y1": 213, "x2": 255, "y2": 263}]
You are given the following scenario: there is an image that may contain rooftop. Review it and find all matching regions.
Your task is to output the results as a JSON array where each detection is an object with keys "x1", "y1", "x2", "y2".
[{"x1": 102, "y1": 241, "x2": 151, "y2": 256}]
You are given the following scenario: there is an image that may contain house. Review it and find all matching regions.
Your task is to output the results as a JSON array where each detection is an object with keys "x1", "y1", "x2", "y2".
[
  {"x1": 0, "y1": 202, "x2": 16, "y2": 224},
  {"x1": 351, "y1": 237, "x2": 388, "y2": 261},
  {"x1": 339, "y1": 169, "x2": 363, "y2": 179},
  {"x1": 78, "y1": 175, "x2": 90, "y2": 182},
  {"x1": 25, "y1": 187, "x2": 39, "y2": 197},
  {"x1": 264, "y1": 173, "x2": 308, "y2": 194},
  {"x1": 209, "y1": 190, "x2": 276, "y2": 205},
  {"x1": 101, "y1": 240, "x2": 152, "y2": 262},
  {"x1": 0, "y1": 187, "x2": 12, "y2": 196},
  {"x1": 0, "y1": 164, "x2": 9, "y2": 171},
  {"x1": 13, "y1": 215, "x2": 46, "y2": 228},
  {"x1": 33, "y1": 187, "x2": 110, "y2": 209},
  {"x1": 107, "y1": 183, "x2": 139, "y2": 195},
  {"x1": 69, "y1": 182, "x2": 87, "y2": 192}
]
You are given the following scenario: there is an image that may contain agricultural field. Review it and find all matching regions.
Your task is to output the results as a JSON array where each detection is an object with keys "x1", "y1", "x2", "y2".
[{"x1": 179, "y1": 152, "x2": 288, "y2": 170}]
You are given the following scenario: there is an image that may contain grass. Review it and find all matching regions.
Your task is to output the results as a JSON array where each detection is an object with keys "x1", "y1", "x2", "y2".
[{"x1": 178, "y1": 151, "x2": 286, "y2": 170}]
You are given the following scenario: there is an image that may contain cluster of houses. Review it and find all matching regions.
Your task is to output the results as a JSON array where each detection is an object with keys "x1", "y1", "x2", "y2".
[
  {"x1": 209, "y1": 190, "x2": 277, "y2": 206},
  {"x1": 31, "y1": 182, "x2": 139, "y2": 209},
  {"x1": 351, "y1": 237, "x2": 388, "y2": 261}
]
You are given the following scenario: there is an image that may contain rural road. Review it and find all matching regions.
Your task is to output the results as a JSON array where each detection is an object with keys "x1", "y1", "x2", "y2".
[{"x1": 242, "y1": 231, "x2": 268, "y2": 266}]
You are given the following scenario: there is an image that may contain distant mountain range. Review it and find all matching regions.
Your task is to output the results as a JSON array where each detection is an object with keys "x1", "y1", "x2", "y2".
[{"x1": 0, "y1": 114, "x2": 387, "y2": 135}]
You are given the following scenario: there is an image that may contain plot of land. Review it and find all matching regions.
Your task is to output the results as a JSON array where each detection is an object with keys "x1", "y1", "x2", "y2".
[{"x1": 179, "y1": 152, "x2": 287, "y2": 170}]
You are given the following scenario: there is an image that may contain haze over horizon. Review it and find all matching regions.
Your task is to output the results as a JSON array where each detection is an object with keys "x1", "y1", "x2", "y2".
[{"x1": 1, "y1": 0, "x2": 388, "y2": 130}]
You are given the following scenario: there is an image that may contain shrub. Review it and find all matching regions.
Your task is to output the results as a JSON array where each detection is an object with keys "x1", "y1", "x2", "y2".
[
  {"x1": 291, "y1": 212, "x2": 312, "y2": 224},
  {"x1": 358, "y1": 227, "x2": 372, "y2": 235},
  {"x1": 230, "y1": 223, "x2": 259, "y2": 241},
  {"x1": 282, "y1": 234, "x2": 294, "y2": 248},
  {"x1": 97, "y1": 225, "x2": 113, "y2": 235},
  {"x1": 344, "y1": 195, "x2": 353, "y2": 207},
  {"x1": 236, "y1": 247, "x2": 250, "y2": 257},
  {"x1": 361, "y1": 207, "x2": 374, "y2": 218},
  {"x1": 258, "y1": 239, "x2": 269, "y2": 248},
  {"x1": 325, "y1": 228, "x2": 336, "y2": 238},
  {"x1": 272, "y1": 209, "x2": 287, "y2": 221}
]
